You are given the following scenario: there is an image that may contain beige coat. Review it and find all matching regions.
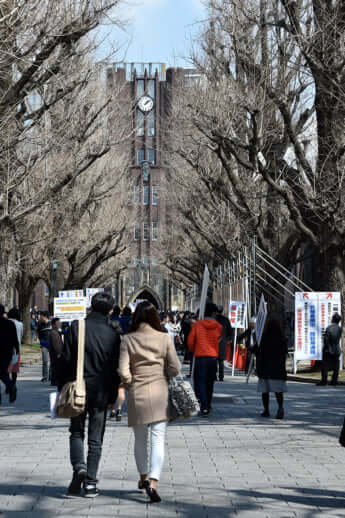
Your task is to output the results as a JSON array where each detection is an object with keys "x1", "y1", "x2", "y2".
[{"x1": 118, "y1": 323, "x2": 181, "y2": 427}]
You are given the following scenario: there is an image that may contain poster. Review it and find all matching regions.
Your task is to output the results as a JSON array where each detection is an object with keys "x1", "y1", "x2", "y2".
[
  {"x1": 229, "y1": 301, "x2": 247, "y2": 329},
  {"x1": 295, "y1": 292, "x2": 341, "y2": 361},
  {"x1": 54, "y1": 297, "x2": 87, "y2": 322},
  {"x1": 86, "y1": 288, "x2": 104, "y2": 308},
  {"x1": 59, "y1": 290, "x2": 84, "y2": 298},
  {"x1": 255, "y1": 294, "x2": 268, "y2": 345}
]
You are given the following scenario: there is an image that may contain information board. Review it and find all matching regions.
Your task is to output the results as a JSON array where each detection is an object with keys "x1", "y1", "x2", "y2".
[
  {"x1": 295, "y1": 292, "x2": 341, "y2": 361},
  {"x1": 54, "y1": 297, "x2": 87, "y2": 322},
  {"x1": 229, "y1": 301, "x2": 247, "y2": 329},
  {"x1": 59, "y1": 290, "x2": 84, "y2": 298}
]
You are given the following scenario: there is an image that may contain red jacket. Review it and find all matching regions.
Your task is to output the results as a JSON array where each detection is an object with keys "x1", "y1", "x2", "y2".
[{"x1": 187, "y1": 319, "x2": 223, "y2": 358}]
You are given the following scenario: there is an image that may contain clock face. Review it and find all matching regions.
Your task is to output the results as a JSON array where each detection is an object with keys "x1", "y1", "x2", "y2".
[{"x1": 138, "y1": 95, "x2": 154, "y2": 113}]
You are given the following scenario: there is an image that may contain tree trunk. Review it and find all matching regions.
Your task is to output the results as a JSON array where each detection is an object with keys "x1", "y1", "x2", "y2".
[{"x1": 0, "y1": 234, "x2": 16, "y2": 308}]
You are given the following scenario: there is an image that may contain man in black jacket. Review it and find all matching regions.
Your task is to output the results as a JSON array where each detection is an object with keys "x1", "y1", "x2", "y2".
[
  {"x1": 0, "y1": 304, "x2": 18, "y2": 403},
  {"x1": 317, "y1": 313, "x2": 342, "y2": 386},
  {"x1": 58, "y1": 292, "x2": 121, "y2": 498},
  {"x1": 216, "y1": 306, "x2": 234, "y2": 381}
]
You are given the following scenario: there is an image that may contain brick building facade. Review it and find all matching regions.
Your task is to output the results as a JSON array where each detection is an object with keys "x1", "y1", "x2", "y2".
[{"x1": 108, "y1": 62, "x2": 186, "y2": 310}]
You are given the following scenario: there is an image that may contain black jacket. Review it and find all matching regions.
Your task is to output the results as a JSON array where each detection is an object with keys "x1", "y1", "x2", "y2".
[
  {"x1": 323, "y1": 323, "x2": 342, "y2": 357},
  {"x1": 216, "y1": 314, "x2": 234, "y2": 360},
  {"x1": 0, "y1": 317, "x2": 19, "y2": 369},
  {"x1": 57, "y1": 312, "x2": 121, "y2": 409},
  {"x1": 256, "y1": 328, "x2": 288, "y2": 381},
  {"x1": 238, "y1": 328, "x2": 257, "y2": 351}
]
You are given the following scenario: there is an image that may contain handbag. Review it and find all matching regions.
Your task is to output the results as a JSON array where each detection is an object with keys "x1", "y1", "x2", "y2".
[
  {"x1": 339, "y1": 416, "x2": 345, "y2": 447},
  {"x1": 168, "y1": 375, "x2": 200, "y2": 420},
  {"x1": 56, "y1": 320, "x2": 86, "y2": 418}
]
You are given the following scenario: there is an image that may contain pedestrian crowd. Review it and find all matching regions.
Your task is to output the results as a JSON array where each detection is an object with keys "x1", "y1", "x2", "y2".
[{"x1": 0, "y1": 293, "x2": 343, "y2": 503}]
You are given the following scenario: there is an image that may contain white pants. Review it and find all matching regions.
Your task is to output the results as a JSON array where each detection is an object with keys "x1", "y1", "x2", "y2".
[{"x1": 133, "y1": 421, "x2": 167, "y2": 480}]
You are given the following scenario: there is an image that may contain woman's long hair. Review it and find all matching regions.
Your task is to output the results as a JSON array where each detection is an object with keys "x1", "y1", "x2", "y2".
[{"x1": 128, "y1": 301, "x2": 163, "y2": 333}]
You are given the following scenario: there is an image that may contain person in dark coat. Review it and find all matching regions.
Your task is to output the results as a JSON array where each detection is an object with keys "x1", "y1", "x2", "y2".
[
  {"x1": 216, "y1": 306, "x2": 233, "y2": 381},
  {"x1": 237, "y1": 317, "x2": 257, "y2": 374},
  {"x1": 57, "y1": 292, "x2": 121, "y2": 498},
  {"x1": 49, "y1": 317, "x2": 64, "y2": 386},
  {"x1": 37, "y1": 311, "x2": 51, "y2": 382},
  {"x1": 255, "y1": 317, "x2": 288, "y2": 419},
  {"x1": 317, "y1": 313, "x2": 342, "y2": 386},
  {"x1": 0, "y1": 304, "x2": 18, "y2": 403}
]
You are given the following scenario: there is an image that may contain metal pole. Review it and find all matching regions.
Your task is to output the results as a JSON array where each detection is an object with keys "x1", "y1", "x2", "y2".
[
  {"x1": 232, "y1": 328, "x2": 238, "y2": 377},
  {"x1": 253, "y1": 237, "x2": 257, "y2": 314}
]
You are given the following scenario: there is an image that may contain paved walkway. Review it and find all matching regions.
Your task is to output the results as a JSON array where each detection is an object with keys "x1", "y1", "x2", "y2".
[{"x1": 1, "y1": 364, "x2": 345, "y2": 517}]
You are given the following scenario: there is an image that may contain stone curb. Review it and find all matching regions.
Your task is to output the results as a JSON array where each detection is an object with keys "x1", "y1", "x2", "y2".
[{"x1": 287, "y1": 374, "x2": 345, "y2": 385}]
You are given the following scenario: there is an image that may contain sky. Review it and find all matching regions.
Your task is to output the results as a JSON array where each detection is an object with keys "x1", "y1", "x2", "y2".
[{"x1": 97, "y1": 0, "x2": 207, "y2": 67}]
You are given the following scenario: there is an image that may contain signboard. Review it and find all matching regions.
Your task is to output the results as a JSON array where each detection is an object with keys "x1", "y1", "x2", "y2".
[
  {"x1": 59, "y1": 290, "x2": 84, "y2": 298},
  {"x1": 86, "y1": 288, "x2": 104, "y2": 308},
  {"x1": 199, "y1": 265, "x2": 210, "y2": 320},
  {"x1": 229, "y1": 301, "x2": 247, "y2": 329},
  {"x1": 255, "y1": 294, "x2": 268, "y2": 345},
  {"x1": 295, "y1": 292, "x2": 341, "y2": 361},
  {"x1": 54, "y1": 297, "x2": 87, "y2": 322}
]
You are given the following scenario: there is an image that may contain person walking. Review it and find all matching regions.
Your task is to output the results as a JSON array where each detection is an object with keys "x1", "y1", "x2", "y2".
[
  {"x1": 0, "y1": 304, "x2": 18, "y2": 404},
  {"x1": 118, "y1": 301, "x2": 180, "y2": 503},
  {"x1": 256, "y1": 317, "x2": 288, "y2": 419},
  {"x1": 7, "y1": 308, "x2": 23, "y2": 384},
  {"x1": 187, "y1": 303, "x2": 223, "y2": 417},
  {"x1": 316, "y1": 313, "x2": 342, "y2": 386},
  {"x1": 49, "y1": 317, "x2": 64, "y2": 386},
  {"x1": 57, "y1": 292, "x2": 121, "y2": 497},
  {"x1": 216, "y1": 306, "x2": 233, "y2": 381},
  {"x1": 37, "y1": 311, "x2": 51, "y2": 382}
]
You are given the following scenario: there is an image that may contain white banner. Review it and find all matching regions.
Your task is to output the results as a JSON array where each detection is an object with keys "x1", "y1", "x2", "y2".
[
  {"x1": 59, "y1": 290, "x2": 84, "y2": 298},
  {"x1": 229, "y1": 301, "x2": 247, "y2": 329},
  {"x1": 255, "y1": 294, "x2": 268, "y2": 345},
  {"x1": 54, "y1": 297, "x2": 87, "y2": 322},
  {"x1": 199, "y1": 265, "x2": 210, "y2": 320},
  {"x1": 295, "y1": 292, "x2": 341, "y2": 361},
  {"x1": 86, "y1": 288, "x2": 104, "y2": 308}
]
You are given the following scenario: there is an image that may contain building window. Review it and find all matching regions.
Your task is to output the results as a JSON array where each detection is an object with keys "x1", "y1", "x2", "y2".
[
  {"x1": 143, "y1": 185, "x2": 149, "y2": 205},
  {"x1": 152, "y1": 185, "x2": 158, "y2": 205},
  {"x1": 143, "y1": 256, "x2": 150, "y2": 265},
  {"x1": 134, "y1": 223, "x2": 141, "y2": 240},
  {"x1": 152, "y1": 221, "x2": 158, "y2": 241},
  {"x1": 137, "y1": 79, "x2": 144, "y2": 98},
  {"x1": 134, "y1": 257, "x2": 141, "y2": 266},
  {"x1": 134, "y1": 185, "x2": 140, "y2": 204},
  {"x1": 148, "y1": 110, "x2": 155, "y2": 136},
  {"x1": 143, "y1": 222, "x2": 149, "y2": 241},
  {"x1": 137, "y1": 149, "x2": 145, "y2": 165},
  {"x1": 148, "y1": 79, "x2": 155, "y2": 99},
  {"x1": 137, "y1": 110, "x2": 144, "y2": 136},
  {"x1": 148, "y1": 149, "x2": 155, "y2": 165}
]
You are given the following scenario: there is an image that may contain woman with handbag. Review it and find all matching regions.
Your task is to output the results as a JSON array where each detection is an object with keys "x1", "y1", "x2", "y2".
[{"x1": 118, "y1": 301, "x2": 181, "y2": 503}]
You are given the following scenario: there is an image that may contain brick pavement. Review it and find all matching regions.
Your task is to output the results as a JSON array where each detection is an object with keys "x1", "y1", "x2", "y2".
[{"x1": 1, "y1": 364, "x2": 345, "y2": 517}]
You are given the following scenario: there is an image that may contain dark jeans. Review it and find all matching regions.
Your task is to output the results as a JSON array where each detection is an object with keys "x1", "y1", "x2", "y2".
[
  {"x1": 194, "y1": 357, "x2": 217, "y2": 412},
  {"x1": 0, "y1": 368, "x2": 14, "y2": 391},
  {"x1": 69, "y1": 405, "x2": 107, "y2": 483},
  {"x1": 321, "y1": 353, "x2": 340, "y2": 384},
  {"x1": 217, "y1": 359, "x2": 224, "y2": 380}
]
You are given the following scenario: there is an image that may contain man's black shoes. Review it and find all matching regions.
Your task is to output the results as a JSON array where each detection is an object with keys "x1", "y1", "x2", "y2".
[
  {"x1": 9, "y1": 384, "x2": 17, "y2": 403},
  {"x1": 83, "y1": 482, "x2": 99, "y2": 498},
  {"x1": 67, "y1": 469, "x2": 87, "y2": 495},
  {"x1": 316, "y1": 381, "x2": 327, "y2": 386}
]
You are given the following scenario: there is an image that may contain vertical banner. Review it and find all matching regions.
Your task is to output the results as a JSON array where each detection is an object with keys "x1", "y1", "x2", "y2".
[
  {"x1": 229, "y1": 301, "x2": 247, "y2": 329},
  {"x1": 229, "y1": 301, "x2": 247, "y2": 377},
  {"x1": 255, "y1": 294, "x2": 268, "y2": 345},
  {"x1": 295, "y1": 292, "x2": 341, "y2": 361},
  {"x1": 199, "y1": 265, "x2": 210, "y2": 320}
]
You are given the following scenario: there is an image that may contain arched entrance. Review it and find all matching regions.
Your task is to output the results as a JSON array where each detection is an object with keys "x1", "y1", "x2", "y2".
[{"x1": 127, "y1": 284, "x2": 164, "y2": 310}]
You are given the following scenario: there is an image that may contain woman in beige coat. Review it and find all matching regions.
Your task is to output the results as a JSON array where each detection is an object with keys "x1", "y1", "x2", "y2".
[{"x1": 118, "y1": 301, "x2": 181, "y2": 503}]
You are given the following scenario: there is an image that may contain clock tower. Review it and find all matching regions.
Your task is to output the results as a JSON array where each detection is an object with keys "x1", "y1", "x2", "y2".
[{"x1": 108, "y1": 62, "x2": 185, "y2": 310}]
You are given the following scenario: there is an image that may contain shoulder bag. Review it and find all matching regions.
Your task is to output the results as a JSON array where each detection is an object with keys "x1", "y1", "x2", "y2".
[
  {"x1": 56, "y1": 319, "x2": 86, "y2": 418},
  {"x1": 168, "y1": 375, "x2": 200, "y2": 420}
]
